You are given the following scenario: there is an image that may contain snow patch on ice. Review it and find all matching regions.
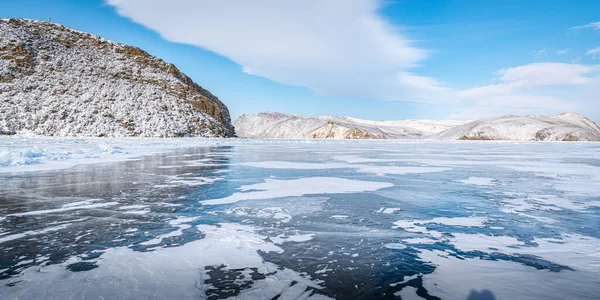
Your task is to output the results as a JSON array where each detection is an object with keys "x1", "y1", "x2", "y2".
[
  {"x1": 394, "y1": 286, "x2": 425, "y2": 299},
  {"x1": 456, "y1": 177, "x2": 496, "y2": 186},
  {"x1": 0, "y1": 223, "x2": 71, "y2": 244},
  {"x1": 7, "y1": 201, "x2": 119, "y2": 217},
  {"x1": 376, "y1": 207, "x2": 402, "y2": 214},
  {"x1": 0, "y1": 222, "x2": 329, "y2": 299},
  {"x1": 384, "y1": 243, "x2": 407, "y2": 250},
  {"x1": 418, "y1": 250, "x2": 600, "y2": 300},
  {"x1": 201, "y1": 177, "x2": 393, "y2": 205}
]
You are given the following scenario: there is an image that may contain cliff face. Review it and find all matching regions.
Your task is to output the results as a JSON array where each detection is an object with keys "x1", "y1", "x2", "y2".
[{"x1": 0, "y1": 18, "x2": 235, "y2": 137}]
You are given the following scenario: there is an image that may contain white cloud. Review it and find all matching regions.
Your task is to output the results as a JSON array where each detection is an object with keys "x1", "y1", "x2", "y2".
[
  {"x1": 587, "y1": 47, "x2": 600, "y2": 59},
  {"x1": 571, "y1": 21, "x2": 600, "y2": 31},
  {"x1": 556, "y1": 48, "x2": 569, "y2": 55},
  {"x1": 454, "y1": 63, "x2": 600, "y2": 120},
  {"x1": 106, "y1": 0, "x2": 443, "y2": 102},
  {"x1": 498, "y1": 63, "x2": 597, "y2": 86},
  {"x1": 458, "y1": 63, "x2": 598, "y2": 99}
]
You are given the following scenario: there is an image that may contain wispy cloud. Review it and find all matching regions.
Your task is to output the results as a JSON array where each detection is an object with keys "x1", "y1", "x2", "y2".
[
  {"x1": 587, "y1": 47, "x2": 600, "y2": 59},
  {"x1": 106, "y1": 0, "x2": 445, "y2": 102},
  {"x1": 458, "y1": 63, "x2": 599, "y2": 99},
  {"x1": 454, "y1": 63, "x2": 600, "y2": 119},
  {"x1": 571, "y1": 21, "x2": 600, "y2": 31},
  {"x1": 533, "y1": 48, "x2": 570, "y2": 56}
]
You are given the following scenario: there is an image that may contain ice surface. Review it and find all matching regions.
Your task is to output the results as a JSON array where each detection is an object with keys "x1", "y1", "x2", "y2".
[
  {"x1": 1, "y1": 139, "x2": 599, "y2": 299},
  {"x1": 240, "y1": 160, "x2": 451, "y2": 175},
  {"x1": 419, "y1": 250, "x2": 600, "y2": 300},
  {"x1": 201, "y1": 177, "x2": 393, "y2": 205}
]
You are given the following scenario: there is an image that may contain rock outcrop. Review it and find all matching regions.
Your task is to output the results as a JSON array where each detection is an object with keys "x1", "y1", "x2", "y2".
[{"x1": 0, "y1": 18, "x2": 235, "y2": 137}]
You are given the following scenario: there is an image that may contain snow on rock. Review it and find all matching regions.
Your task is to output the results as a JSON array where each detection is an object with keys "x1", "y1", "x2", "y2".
[
  {"x1": 432, "y1": 113, "x2": 600, "y2": 141},
  {"x1": 234, "y1": 112, "x2": 600, "y2": 141},
  {"x1": 0, "y1": 18, "x2": 234, "y2": 137},
  {"x1": 233, "y1": 112, "x2": 466, "y2": 139}
]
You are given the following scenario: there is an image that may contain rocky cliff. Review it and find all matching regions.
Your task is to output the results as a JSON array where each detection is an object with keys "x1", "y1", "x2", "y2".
[{"x1": 0, "y1": 18, "x2": 235, "y2": 137}]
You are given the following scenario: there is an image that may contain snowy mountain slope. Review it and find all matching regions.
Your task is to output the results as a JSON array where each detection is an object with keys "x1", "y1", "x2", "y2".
[
  {"x1": 234, "y1": 112, "x2": 466, "y2": 139},
  {"x1": 431, "y1": 113, "x2": 600, "y2": 141},
  {"x1": 0, "y1": 18, "x2": 235, "y2": 137}
]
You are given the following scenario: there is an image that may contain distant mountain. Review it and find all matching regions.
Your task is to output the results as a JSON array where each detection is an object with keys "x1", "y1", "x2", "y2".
[
  {"x1": 0, "y1": 18, "x2": 235, "y2": 137},
  {"x1": 235, "y1": 112, "x2": 600, "y2": 141},
  {"x1": 233, "y1": 112, "x2": 466, "y2": 139},
  {"x1": 431, "y1": 113, "x2": 600, "y2": 141}
]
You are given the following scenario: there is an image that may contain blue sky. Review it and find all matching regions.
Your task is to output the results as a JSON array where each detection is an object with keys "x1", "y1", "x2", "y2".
[{"x1": 1, "y1": 0, "x2": 599, "y2": 120}]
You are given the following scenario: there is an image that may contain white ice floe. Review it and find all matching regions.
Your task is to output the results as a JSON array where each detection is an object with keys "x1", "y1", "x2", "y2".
[
  {"x1": 239, "y1": 161, "x2": 351, "y2": 170},
  {"x1": 393, "y1": 217, "x2": 489, "y2": 240},
  {"x1": 0, "y1": 223, "x2": 71, "y2": 244},
  {"x1": 376, "y1": 207, "x2": 402, "y2": 214},
  {"x1": 402, "y1": 237, "x2": 438, "y2": 245},
  {"x1": 0, "y1": 223, "x2": 330, "y2": 299},
  {"x1": 118, "y1": 205, "x2": 148, "y2": 210},
  {"x1": 332, "y1": 155, "x2": 401, "y2": 164},
  {"x1": 394, "y1": 286, "x2": 426, "y2": 300},
  {"x1": 448, "y1": 233, "x2": 600, "y2": 272},
  {"x1": 225, "y1": 207, "x2": 293, "y2": 223},
  {"x1": 6, "y1": 201, "x2": 119, "y2": 217},
  {"x1": 271, "y1": 233, "x2": 315, "y2": 245},
  {"x1": 355, "y1": 166, "x2": 451, "y2": 176},
  {"x1": 141, "y1": 216, "x2": 200, "y2": 246},
  {"x1": 383, "y1": 243, "x2": 408, "y2": 250},
  {"x1": 240, "y1": 160, "x2": 450, "y2": 176},
  {"x1": 456, "y1": 177, "x2": 496, "y2": 186},
  {"x1": 201, "y1": 177, "x2": 393, "y2": 205},
  {"x1": 330, "y1": 215, "x2": 349, "y2": 219},
  {"x1": 390, "y1": 274, "x2": 420, "y2": 287},
  {"x1": 418, "y1": 250, "x2": 600, "y2": 300},
  {"x1": 154, "y1": 175, "x2": 223, "y2": 188}
]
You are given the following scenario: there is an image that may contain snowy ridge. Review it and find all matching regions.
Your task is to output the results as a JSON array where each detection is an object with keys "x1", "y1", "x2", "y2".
[
  {"x1": 431, "y1": 112, "x2": 600, "y2": 141},
  {"x1": 235, "y1": 112, "x2": 600, "y2": 141},
  {"x1": 234, "y1": 112, "x2": 466, "y2": 139},
  {"x1": 0, "y1": 18, "x2": 234, "y2": 137}
]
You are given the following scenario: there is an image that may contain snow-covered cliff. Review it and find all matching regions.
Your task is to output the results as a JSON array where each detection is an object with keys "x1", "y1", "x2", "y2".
[
  {"x1": 233, "y1": 112, "x2": 466, "y2": 139},
  {"x1": 0, "y1": 18, "x2": 235, "y2": 137},
  {"x1": 431, "y1": 113, "x2": 600, "y2": 141}
]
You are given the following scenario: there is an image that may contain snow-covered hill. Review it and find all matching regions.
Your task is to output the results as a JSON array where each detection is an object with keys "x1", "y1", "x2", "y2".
[
  {"x1": 0, "y1": 18, "x2": 235, "y2": 137},
  {"x1": 235, "y1": 112, "x2": 600, "y2": 141},
  {"x1": 431, "y1": 113, "x2": 600, "y2": 141},
  {"x1": 234, "y1": 112, "x2": 466, "y2": 139}
]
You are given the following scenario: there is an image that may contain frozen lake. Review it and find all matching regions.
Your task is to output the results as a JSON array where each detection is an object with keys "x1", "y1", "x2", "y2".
[{"x1": 1, "y1": 138, "x2": 599, "y2": 299}]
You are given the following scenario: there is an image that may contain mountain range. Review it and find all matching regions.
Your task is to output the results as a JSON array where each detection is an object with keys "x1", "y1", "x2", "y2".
[{"x1": 234, "y1": 112, "x2": 600, "y2": 141}]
